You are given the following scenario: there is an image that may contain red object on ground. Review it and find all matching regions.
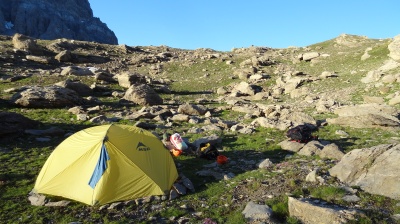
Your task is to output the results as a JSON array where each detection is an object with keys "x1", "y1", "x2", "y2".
[
  {"x1": 171, "y1": 148, "x2": 182, "y2": 157},
  {"x1": 217, "y1": 155, "x2": 228, "y2": 164}
]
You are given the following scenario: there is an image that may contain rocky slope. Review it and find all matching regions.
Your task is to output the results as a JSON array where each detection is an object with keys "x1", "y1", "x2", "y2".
[
  {"x1": 0, "y1": 0, "x2": 117, "y2": 44},
  {"x1": 1, "y1": 33, "x2": 400, "y2": 223}
]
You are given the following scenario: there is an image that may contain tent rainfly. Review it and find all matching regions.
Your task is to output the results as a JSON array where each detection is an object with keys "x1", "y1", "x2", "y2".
[{"x1": 32, "y1": 124, "x2": 178, "y2": 206}]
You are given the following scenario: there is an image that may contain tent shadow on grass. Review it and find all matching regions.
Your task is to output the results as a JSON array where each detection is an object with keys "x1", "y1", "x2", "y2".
[{"x1": 173, "y1": 146, "x2": 288, "y2": 194}]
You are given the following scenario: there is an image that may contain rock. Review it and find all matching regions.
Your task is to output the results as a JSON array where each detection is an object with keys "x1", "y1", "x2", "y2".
[
  {"x1": 171, "y1": 114, "x2": 190, "y2": 122},
  {"x1": 94, "y1": 71, "x2": 117, "y2": 83},
  {"x1": 329, "y1": 144, "x2": 400, "y2": 199},
  {"x1": 173, "y1": 183, "x2": 187, "y2": 195},
  {"x1": 28, "y1": 193, "x2": 46, "y2": 206},
  {"x1": 389, "y1": 34, "x2": 400, "y2": 62},
  {"x1": 298, "y1": 140, "x2": 323, "y2": 156},
  {"x1": 178, "y1": 103, "x2": 207, "y2": 115},
  {"x1": 280, "y1": 111, "x2": 317, "y2": 126},
  {"x1": 216, "y1": 87, "x2": 228, "y2": 95},
  {"x1": 361, "y1": 70, "x2": 384, "y2": 83},
  {"x1": 306, "y1": 169, "x2": 318, "y2": 182},
  {"x1": 1, "y1": 1, "x2": 117, "y2": 44},
  {"x1": 180, "y1": 174, "x2": 195, "y2": 192},
  {"x1": 61, "y1": 66, "x2": 94, "y2": 76},
  {"x1": 232, "y1": 104, "x2": 261, "y2": 115},
  {"x1": 76, "y1": 114, "x2": 89, "y2": 121},
  {"x1": 328, "y1": 114, "x2": 400, "y2": 130},
  {"x1": 242, "y1": 201, "x2": 273, "y2": 222},
  {"x1": 327, "y1": 103, "x2": 400, "y2": 129},
  {"x1": 290, "y1": 87, "x2": 309, "y2": 98},
  {"x1": 117, "y1": 72, "x2": 148, "y2": 88},
  {"x1": 10, "y1": 85, "x2": 85, "y2": 108},
  {"x1": 319, "y1": 143, "x2": 345, "y2": 160},
  {"x1": 342, "y1": 195, "x2": 361, "y2": 203},
  {"x1": 12, "y1": 33, "x2": 41, "y2": 54},
  {"x1": 378, "y1": 59, "x2": 400, "y2": 72},
  {"x1": 283, "y1": 77, "x2": 304, "y2": 93},
  {"x1": 68, "y1": 106, "x2": 85, "y2": 115},
  {"x1": 55, "y1": 79, "x2": 93, "y2": 96},
  {"x1": 363, "y1": 96, "x2": 385, "y2": 104},
  {"x1": 288, "y1": 197, "x2": 361, "y2": 224},
  {"x1": 381, "y1": 74, "x2": 397, "y2": 83},
  {"x1": 335, "y1": 130, "x2": 349, "y2": 138},
  {"x1": 258, "y1": 158, "x2": 273, "y2": 169},
  {"x1": 302, "y1": 52, "x2": 320, "y2": 61},
  {"x1": 55, "y1": 50, "x2": 72, "y2": 62},
  {"x1": 123, "y1": 84, "x2": 163, "y2": 106},
  {"x1": 278, "y1": 140, "x2": 305, "y2": 153},
  {"x1": 169, "y1": 189, "x2": 179, "y2": 200},
  {"x1": 388, "y1": 95, "x2": 400, "y2": 106},
  {"x1": 89, "y1": 115, "x2": 108, "y2": 123},
  {"x1": 45, "y1": 200, "x2": 70, "y2": 207},
  {"x1": 26, "y1": 55, "x2": 52, "y2": 63},
  {"x1": 232, "y1": 81, "x2": 261, "y2": 96},
  {"x1": 252, "y1": 117, "x2": 291, "y2": 131},
  {"x1": 108, "y1": 202, "x2": 123, "y2": 210}
]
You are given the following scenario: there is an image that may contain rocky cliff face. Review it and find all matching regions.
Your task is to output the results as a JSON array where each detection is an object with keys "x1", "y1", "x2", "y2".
[{"x1": 0, "y1": 0, "x2": 118, "y2": 45}]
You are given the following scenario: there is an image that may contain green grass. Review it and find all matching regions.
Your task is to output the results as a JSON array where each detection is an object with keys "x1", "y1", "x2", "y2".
[{"x1": 309, "y1": 186, "x2": 347, "y2": 203}]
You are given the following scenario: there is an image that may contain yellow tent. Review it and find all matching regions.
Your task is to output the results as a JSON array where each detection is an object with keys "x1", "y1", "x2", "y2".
[{"x1": 32, "y1": 124, "x2": 178, "y2": 206}]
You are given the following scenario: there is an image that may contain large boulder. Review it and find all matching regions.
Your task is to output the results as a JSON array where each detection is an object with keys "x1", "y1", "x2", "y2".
[
  {"x1": 388, "y1": 34, "x2": 400, "y2": 62},
  {"x1": 123, "y1": 84, "x2": 163, "y2": 106},
  {"x1": 178, "y1": 103, "x2": 207, "y2": 116},
  {"x1": 288, "y1": 197, "x2": 361, "y2": 224},
  {"x1": 242, "y1": 201, "x2": 273, "y2": 222},
  {"x1": 329, "y1": 144, "x2": 400, "y2": 200},
  {"x1": 327, "y1": 103, "x2": 400, "y2": 129},
  {"x1": 12, "y1": 33, "x2": 42, "y2": 54},
  {"x1": 60, "y1": 66, "x2": 94, "y2": 76},
  {"x1": 117, "y1": 72, "x2": 148, "y2": 88},
  {"x1": 232, "y1": 82, "x2": 261, "y2": 96},
  {"x1": 55, "y1": 79, "x2": 93, "y2": 96},
  {"x1": 10, "y1": 85, "x2": 85, "y2": 108}
]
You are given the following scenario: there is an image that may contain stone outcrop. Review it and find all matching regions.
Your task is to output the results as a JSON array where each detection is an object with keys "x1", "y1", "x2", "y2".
[
  {"x1": 329, "y1": 144, "x2": 400, "y2": 200},
  {"x1": 288, "y1": 197, "x2": 361, "y2": 224},
  {"x1": 9, "y1": 85, "x2": 85, "y2": 108},
  {"x1": 388, "y1": 34, "x2": 400, "y2": 62},
  {"x1": 55, "y1": 79, "x2": 93, "y2": 96},
  {"x1": 327, "y1": 103, "x2": 400, "y2": 130},
  {"x1": 123, "y1": 84, "x2": 163, "y2": 106},
  {"x1": 0, "y1": 0, "x2": 117, "y2": 45}
]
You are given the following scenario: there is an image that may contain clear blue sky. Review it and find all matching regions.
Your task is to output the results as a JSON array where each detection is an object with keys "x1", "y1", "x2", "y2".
[{"x1": 89, "y1": 0, "x2": 400, "y2": 51}]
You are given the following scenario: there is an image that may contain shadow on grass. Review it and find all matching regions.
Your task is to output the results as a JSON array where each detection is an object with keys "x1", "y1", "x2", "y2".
[
  {"x1": 321, "y1": 137, "x2": 359, "y2": 152},
  {"x1": 174, "y1": 134, "x2": 288, "y2": 193}
]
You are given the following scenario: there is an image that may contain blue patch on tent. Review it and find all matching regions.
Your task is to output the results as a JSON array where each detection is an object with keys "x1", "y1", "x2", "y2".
[{"x1": 88, "y1": 144, "x2": 110, "y2": 188}]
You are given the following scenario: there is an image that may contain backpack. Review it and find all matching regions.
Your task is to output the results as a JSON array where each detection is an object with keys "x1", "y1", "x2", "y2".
[
  {"x1": 196, "y1": 142, "x2": 219, "y2": 160},
  {"x1": 286, "y1": 125, "x2": 316, "y2": 143}
]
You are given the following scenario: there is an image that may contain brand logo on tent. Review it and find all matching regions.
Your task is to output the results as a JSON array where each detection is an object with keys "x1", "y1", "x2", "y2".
[{"x1": 136, "y1": 142, "x2": 150, "y2": 151}]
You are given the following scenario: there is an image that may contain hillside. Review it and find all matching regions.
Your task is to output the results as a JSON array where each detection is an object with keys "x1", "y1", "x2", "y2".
[{"x1": 1, "y1": 33, "x2": 400, "y2": 223}]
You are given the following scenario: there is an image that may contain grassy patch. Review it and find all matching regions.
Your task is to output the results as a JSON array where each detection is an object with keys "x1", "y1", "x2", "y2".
[{"x1": 310, "y1": 186, "x2": 346, "y2": 203}]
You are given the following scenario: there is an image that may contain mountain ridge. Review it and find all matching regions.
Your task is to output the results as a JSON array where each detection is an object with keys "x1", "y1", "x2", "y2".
[{"x1": 0, "y1": 0, "x2": 117, "y2": 45}]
